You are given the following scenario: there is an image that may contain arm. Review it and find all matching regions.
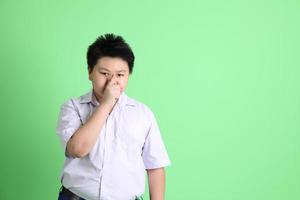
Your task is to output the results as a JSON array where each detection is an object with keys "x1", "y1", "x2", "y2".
[
  {"x1": 66, "y1": 104, "x2": 111, "y2": 158},
  {"x1": 147, "y1": 167, "x2": 166, "y2": 200},
  {"x1": 67, "y1": 79, "x2": 120, "y2": 158}
]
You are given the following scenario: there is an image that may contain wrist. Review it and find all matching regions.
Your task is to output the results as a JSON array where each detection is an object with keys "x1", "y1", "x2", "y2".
[{"x1": 99, "y1": 101, "x2": 114, "y2": 112}]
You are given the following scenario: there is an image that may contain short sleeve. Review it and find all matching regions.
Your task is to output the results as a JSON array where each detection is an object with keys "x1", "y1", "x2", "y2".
[
  {"x1": 142, "y1": 109, "x2": 171, "y2": 169},
  {"x1": 56, "y1": 99, "x2": 82, "y2": 158}
]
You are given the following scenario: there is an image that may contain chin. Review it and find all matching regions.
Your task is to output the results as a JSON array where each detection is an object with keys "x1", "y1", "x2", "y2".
[{"x1": 93, "y1": 89, "x2": 102, "y2": 98}]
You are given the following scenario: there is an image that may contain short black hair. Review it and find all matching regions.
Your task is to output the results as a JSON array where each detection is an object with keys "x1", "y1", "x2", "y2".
[{"x1": 87, "y1": 33, "x2": 135, "y2": 74}]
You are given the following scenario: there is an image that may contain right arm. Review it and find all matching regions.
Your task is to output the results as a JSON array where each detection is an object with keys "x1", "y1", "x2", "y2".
[
  {"x1": 67, "y1": 79, "x2": 121, "y2": 158},
  {"x1": 66, "y1": 103, "x2": 111, "y2": 158}
]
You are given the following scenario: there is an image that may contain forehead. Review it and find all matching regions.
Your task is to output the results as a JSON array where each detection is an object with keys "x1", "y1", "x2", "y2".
[{"x1": 95, "y1": 57, "x2": 129, "y2": 72}]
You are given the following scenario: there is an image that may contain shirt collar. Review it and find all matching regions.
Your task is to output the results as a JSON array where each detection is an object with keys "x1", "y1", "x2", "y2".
[{"x1": 79, "y1": 88, "x2": 136, "y2": 107}]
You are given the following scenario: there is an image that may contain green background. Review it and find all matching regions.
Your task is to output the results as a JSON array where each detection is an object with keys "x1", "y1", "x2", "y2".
[{"x1": 0, "y1": 0, "x2": 299, "y2": 199}]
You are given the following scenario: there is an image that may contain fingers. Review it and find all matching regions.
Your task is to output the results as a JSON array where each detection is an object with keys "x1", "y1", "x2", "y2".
[
  {"x1": 107, "y1": 76, "x2": 119, "y2": 87},
  {"x1": 101, "y1": 76, "x2": 122, "y2": 108},
  {"x1": 106, "y1": 76, "x2": 120, "y2": 98}
]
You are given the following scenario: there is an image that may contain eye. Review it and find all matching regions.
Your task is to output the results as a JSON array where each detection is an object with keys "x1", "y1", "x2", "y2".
[
  {"x1": 117, "y1": 74, "x2": 124, "y2": 77},
  {"x1": 100, "y1": 72, "x2": 109, "y2": 76}
]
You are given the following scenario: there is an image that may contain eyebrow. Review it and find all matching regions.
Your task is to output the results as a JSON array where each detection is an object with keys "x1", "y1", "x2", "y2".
[
  {"x1": 117, "y1": 70, "x2": 126, "y2": 73},
  {"x1": 98, "y1": 68, "x2": 126, "y2": 73}
]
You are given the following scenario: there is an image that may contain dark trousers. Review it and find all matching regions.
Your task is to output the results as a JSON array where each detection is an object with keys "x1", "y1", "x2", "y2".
[
  {"x1": 57, "y1": 185, "x2": 144, "y2": 200},
  {"x1": 58, "y1": 186, "x2": 85, "y2": 200}
]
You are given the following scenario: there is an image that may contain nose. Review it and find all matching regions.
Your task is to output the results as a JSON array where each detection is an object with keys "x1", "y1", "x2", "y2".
[{"x1": 108, "y1": 74, "x2": 118, "y2": 82}]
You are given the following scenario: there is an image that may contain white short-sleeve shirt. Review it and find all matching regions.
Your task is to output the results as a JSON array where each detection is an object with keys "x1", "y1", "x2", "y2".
[{"x1": 56, "y1": 89, "x2": 171, "y2": 200}]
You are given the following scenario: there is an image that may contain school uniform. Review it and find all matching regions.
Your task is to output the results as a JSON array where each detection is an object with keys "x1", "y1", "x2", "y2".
[{"x1": 56, "y1": 89, "x2": 171, "y2": 200}]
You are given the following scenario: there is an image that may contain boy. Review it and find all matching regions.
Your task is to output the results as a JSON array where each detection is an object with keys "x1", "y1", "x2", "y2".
[{"x1": 56, "y1": 33, "x2": 171, "y2": 200}]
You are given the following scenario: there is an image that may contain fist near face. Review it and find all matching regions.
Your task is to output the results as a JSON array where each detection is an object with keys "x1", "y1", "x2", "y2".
[{"x1": 101, "y1": 79, "x2": 122, "y2": 108}]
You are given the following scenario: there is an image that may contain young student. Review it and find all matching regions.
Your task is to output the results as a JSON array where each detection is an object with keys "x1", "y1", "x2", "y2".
[{"x1": 56, "y1": 33, "x2": 171, "y2": 200}]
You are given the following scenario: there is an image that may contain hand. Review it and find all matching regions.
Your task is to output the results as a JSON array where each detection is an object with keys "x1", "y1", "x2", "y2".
[{"x1": 101, "y1": 78, "x2": 121, "y2": 109}]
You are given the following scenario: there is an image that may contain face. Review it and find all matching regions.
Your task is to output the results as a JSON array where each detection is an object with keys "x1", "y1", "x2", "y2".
[{"x1": 88, "y1": 56, "x2": 130, "y2": 102}]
